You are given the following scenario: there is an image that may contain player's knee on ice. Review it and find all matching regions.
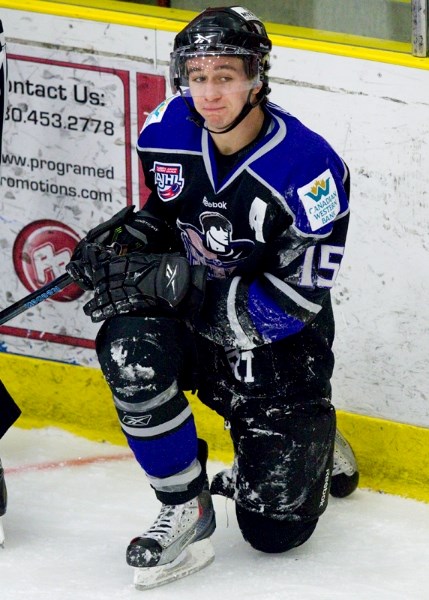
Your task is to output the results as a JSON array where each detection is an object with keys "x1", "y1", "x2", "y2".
[
  {"x1": 236, "y1": 503, "x2": 318, "y2": 553},
  {"x1": 95, "y1": 315, "x2": 195, "y2": 403}
]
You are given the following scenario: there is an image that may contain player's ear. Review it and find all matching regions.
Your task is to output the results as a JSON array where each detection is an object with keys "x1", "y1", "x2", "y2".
[{"x1": 250, "y1": 82, "x2": 263, "y2": 102}]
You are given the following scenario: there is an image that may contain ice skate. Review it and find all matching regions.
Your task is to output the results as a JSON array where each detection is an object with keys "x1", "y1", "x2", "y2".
[
  {"x1": 0, "y1": 458, "x2": 7, "y2": 547},
  {"x1": 330, "y1": 429, "x2": 359, "y2": 497},
  {"x1": 127, "y1": 488, "x2": 216, "y2": 590}
]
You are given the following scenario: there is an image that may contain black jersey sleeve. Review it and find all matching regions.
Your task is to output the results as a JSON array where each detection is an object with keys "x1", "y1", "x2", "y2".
[{"x1": 135, "y1": 156, "x2": 181, "y2": 254}]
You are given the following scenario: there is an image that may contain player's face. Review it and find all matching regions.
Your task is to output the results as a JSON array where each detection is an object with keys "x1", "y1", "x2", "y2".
[{"x1": 186, "y1": 56, "x2": 261, "y2": 132}]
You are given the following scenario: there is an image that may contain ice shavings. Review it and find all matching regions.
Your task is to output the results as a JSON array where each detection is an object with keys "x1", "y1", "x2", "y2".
[
  {"x1": 121, "y1": 363, "x2": 155, "y2": 382},
  {"x1": 110, "y1": 340, "x2": 129, "y2": 367},
  {"x1": 116, "y1": 364, "x2": 156, "y2": 397}
]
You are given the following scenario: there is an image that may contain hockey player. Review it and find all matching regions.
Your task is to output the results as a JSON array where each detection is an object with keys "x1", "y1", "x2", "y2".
[
  {"x1": 67, "y1": 6, "x2": 358, "y2": 589},
  {"x1": 0, "y1": 379, "x2": 21, "y2": 547}
]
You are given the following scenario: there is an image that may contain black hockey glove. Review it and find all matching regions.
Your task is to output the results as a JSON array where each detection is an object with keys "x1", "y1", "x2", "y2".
[
  {"x1": 72, "y1": 205, "x2": 175, "y2": 260},
  {"x1": 66, "y1": 243, "x2": 116, "y2": 291},
  {"x1": 70, "y1": 250, "x2": 206, "y2": 322},
  {"x1": 71, "y1": 205, "x2": 136, "y2": 261}
]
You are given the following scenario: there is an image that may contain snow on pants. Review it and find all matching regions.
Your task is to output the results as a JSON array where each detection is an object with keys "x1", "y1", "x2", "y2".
[
  {"x1": 196, "y1": 316, "x2": 337, "y2": 522},
  {"x1": 95, "y1": 315, "x2": 206, "y2": 504}
]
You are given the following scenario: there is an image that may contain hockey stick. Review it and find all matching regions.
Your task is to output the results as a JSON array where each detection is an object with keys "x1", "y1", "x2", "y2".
[{"x1": 0, "y1": 272, "x2": 73, "y2": 327}]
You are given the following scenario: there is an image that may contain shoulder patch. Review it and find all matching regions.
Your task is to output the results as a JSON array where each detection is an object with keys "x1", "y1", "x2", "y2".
[
  {"x1": 152, "y1": 161, "x2": 184, "y2": 201},
  {"x1": 297, "y1": 169, "x2": 340, "y2": 232},
  {"x1": 141, "y1": 95, "x2": 176, "y2": 131}
]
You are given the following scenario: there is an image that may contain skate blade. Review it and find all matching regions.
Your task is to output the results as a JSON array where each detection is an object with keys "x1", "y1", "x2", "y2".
[
  {"x1": 133, "y1": 538, "x2": 214, "y2": 590},
  {"x1": 0, "y1": 517, "x2": 4, "y2": 548},
  {"x1": 334, "y1": 430, "x2": 357, "y2": 476}
]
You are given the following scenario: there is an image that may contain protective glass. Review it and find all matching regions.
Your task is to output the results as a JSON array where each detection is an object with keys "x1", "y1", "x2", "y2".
[{"x1": 170, "y1": 48, "x2": 261, "y2": 97}]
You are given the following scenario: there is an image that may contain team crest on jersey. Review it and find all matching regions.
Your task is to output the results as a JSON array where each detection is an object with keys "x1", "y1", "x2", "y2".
[
  {"x1": 151, "y1": 161, "x2": 184, "y2": 201},
  {"x1": 177, "y1": 212, "x2": 254, "y2": 279},
  {"x1": 298, "y1": 169, "x2": 340, "y2": 232}
]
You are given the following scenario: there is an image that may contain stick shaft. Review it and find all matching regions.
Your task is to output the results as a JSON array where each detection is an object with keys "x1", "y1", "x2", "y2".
[{"x1": 0, "y1": 273, "x2": 73, "y2": 326}]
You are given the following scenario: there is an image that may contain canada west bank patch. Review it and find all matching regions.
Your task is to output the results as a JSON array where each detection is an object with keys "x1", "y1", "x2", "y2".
[
  {"x1": 151, "y1": 161, "x2": 184, "y2": 201},
  {"x1": 298, "y1": 169, "x2": 340, "y2": 232}
]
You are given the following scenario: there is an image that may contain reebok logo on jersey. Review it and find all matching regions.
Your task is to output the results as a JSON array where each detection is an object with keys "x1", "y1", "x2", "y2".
[
  {"x1": 203, "y1": 197, "x2": 227, "y2": 209},
  {"x1": 298, "y1": 169, "x2": 340, "y2": 232}
]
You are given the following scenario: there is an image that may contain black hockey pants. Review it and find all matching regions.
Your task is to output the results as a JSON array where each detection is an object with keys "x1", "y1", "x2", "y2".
[{"x1": 196, "y1": 323, "x2": 336, "y2": 521}]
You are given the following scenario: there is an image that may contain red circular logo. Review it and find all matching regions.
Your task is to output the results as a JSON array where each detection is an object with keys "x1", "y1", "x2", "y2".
[{"x1": 13, "y1": 220, "x2": 84, "y2": 302}]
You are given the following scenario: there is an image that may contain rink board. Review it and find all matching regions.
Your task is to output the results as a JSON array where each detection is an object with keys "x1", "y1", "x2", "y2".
[{"x1": 1, "y1": 352, "x2": 428, "y2": 504}]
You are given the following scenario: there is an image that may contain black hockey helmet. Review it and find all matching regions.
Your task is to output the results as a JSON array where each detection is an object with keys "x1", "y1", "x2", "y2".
[{"x1": 170, "y1": 6, "x2": 272, "y2": 105}]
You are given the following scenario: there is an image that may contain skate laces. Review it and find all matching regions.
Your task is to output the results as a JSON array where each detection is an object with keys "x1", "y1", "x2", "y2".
[{"x1": 143, "y1": 499, "x2": 199, "y2": 544}]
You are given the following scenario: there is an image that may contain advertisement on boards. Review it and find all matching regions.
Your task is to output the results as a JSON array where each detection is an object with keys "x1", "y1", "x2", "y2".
[{"x1": 0, "y1": 47, "x2": 165, "y2": 365}]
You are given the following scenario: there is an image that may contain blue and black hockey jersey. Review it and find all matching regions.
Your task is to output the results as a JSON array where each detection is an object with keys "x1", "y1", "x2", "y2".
[{"x1": 137, "y1": 95, "x2": 350, "y2": 350}]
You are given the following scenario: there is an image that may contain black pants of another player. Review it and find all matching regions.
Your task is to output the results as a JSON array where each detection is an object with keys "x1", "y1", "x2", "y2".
[{"x1": 96, "y1": 312, "x2": 336, "y2": 554}]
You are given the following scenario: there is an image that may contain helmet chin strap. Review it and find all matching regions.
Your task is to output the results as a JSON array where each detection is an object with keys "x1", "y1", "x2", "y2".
[{"x1": 181, "y1": 88, "x2": 264, "y2": 134}]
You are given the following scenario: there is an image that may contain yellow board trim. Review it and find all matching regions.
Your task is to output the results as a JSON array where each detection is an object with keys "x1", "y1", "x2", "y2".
[
  {"x1": 1, "y1": 353, "x2": 428, "y2": 502},
  {"x1": 1, "y1": 0, "x2": 428, "y2": 70}
]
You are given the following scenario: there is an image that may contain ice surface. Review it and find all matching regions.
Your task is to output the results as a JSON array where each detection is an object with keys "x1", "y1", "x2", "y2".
[{"x1": 1, "y1": 426, "x2": 428, "y2": 600}]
